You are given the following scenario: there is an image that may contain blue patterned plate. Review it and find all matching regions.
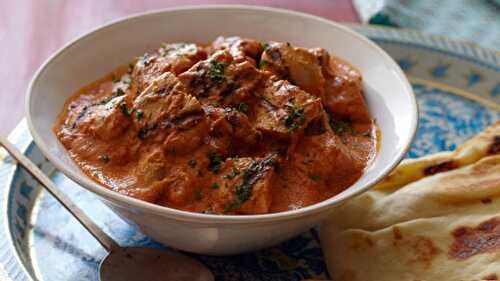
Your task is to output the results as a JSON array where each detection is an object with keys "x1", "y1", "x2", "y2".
[{"x1": 0, "y1": 25, "x2": 498, "y2": 281}]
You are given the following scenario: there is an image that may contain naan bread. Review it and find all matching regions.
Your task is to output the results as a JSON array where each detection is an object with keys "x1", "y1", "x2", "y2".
[
  {"x1": 376, "y1": 121, "x2": 500, "y2": 191},
  {"x1": 320, "y1": 122, "x2": 500, "y2": 281}
]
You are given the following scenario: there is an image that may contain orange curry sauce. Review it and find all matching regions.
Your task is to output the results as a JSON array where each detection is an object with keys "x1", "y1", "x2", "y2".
[{"x1": 54, "y1": 37, "x2": 377, "y2": 215}]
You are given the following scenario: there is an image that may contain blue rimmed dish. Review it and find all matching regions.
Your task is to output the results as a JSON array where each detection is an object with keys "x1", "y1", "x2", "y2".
[{"x1": 0, "y1": 22, "x2": 498, "y2": 281}]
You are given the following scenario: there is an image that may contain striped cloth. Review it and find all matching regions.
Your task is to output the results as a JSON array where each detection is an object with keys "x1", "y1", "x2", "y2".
[{"x1": 353, "y1": 0, "x2": 500, "y2": 50}]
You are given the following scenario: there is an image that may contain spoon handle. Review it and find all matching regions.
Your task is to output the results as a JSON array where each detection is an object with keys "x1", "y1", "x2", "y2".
[{"x1": 0, "y1": 136, "x2": 119, "y2": 252}]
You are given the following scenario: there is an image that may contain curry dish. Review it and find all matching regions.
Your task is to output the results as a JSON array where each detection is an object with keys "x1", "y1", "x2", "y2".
[{"x1": 55, "y1": 37, "x2": 377, "y2": 215}]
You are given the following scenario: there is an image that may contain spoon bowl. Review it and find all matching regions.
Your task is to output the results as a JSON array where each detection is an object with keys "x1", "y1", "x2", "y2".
[{"x1": 100, "y1": 247, "x2": 214, "y2": 281}]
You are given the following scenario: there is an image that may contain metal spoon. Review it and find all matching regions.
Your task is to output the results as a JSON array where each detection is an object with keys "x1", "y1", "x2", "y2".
[{"x1": 0, "y1": 137, "x2": 214, "y2": 281}]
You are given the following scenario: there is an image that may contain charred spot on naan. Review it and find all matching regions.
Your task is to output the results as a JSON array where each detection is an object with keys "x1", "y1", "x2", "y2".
[
  {"x1": 390, "y1": 229, "x2": 440, "y2": 270},
  {"x1": 488, "y1": 135, "x2": 500, "y2": 154},
  {"x1": 423, "y1": 160, "x2": 458, "y2": 175},
  {"x1": 448, "y1": 217, "x2": 500, "y2": 260}
]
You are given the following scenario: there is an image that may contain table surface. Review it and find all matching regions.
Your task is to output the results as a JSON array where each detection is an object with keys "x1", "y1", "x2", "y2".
[{"x1": 0, "y1": 0, "x2": 358, "y2": 136}]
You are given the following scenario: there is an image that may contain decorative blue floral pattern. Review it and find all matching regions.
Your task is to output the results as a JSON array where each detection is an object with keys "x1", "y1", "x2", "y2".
[
  {"x1": 396, "y1": 58, "x2": 415, "y2": 71},
  {"x1": 0, "y1": 26, "x2": 498, "y2": 281},
  {"x1": 430, "y1": 63, "x2": 450, "y2": 78},
  {"x1": 465, "y1": 70, "x2": 482, "y2": 87},
  {"x1": 407, "y1": 83, "x2": 499, "y2": 158}
]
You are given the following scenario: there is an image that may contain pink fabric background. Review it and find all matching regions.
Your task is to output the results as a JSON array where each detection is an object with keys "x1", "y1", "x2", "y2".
[{"x1": 0, "y1": 0, "x2": 359, "y2": 135}]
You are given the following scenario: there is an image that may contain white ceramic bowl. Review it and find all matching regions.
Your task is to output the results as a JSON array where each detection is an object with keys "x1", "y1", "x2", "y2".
[{"x1": 26, "y1": 5, "x2": 417, "y2": 255}]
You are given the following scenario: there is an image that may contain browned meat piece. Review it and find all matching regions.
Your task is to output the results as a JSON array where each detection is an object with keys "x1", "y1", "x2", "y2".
[
  {"x1": 133, "y1": 72, "x2": 197, "y2": 128},
  {"x1": 132, "y1": 43, "x2": 206, "y2": 93},
  {"x1": 253, "y1": 79, "x2": 323, "y2": 140},
  {"x1": 262, "y1": 43, "x2": 369, "y2": 123},
  {"x1": 178, "y1": 50, "x2": 261, "y2": 107},
  {"x1": 311, "y1": 48, "x2": 370, "y2": 122},
  {"x1": 261, "y1": 42, "x2": 325, "y2": 98},
  {"x1": 131, "y1": 154, "x2": 201, "y2": 206},
  {"x1": 67, "y1": 95, "x2": 132, "y2": 141},
  {"x1": 289, "y1": 129, "x2": 367, "y2": 194},
  {"x1": 160, "y1": 163, "x2": 202, "y2": 206},
  {"x1": 132, "y1": 72, "x2": 209, "y2": 154},
  {"x1": 203, "y1": 106, "x2": 262, "y2": 155},
  {"x1": 210, "y1": 36, "x2": 263, "y2": 65},
  {"x1": 209, "y1": 155, "x2": 278, "y2": 214},
  {"x1": 136, "y1": 147, "x2": 168, "y2": 187}
]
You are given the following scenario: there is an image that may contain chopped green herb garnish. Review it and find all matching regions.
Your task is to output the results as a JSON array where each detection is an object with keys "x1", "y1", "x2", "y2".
[
  {"x1": 225, "y1": 168, "x2": 240, "y2": 180},
  {"x1": 236, "y1": 183, "x2": 252, "y2": 202},
  {"x1": 208, "y1": 61, "x2": 227, "y2": 83},
  {"x1": 224, "y1": 200, "x2": 241, "y2": 213},
  {"x1": 193, "y1": 189, "x2": 203, "y2": 200},
  {"x1": 261, "y1": 42, "x2": 269, "y2": 50},
  {"x1": 135, "y1": 109, "x2": 144, "y2": 120},
  {"x1": 120, "y1": 103, "x2": 133, "y2": 116},
  {"x1": 237, "y1": 102, "x2": 249, "y2": 113},
  {"x1": 128, "y1": 63, "x2": 134, "y2": 74},
  {"x1": 309, "y1": 174, "x2": 321, "y2": 181},
  {"x1": 259, "y1": 59, "x2": 269, "y2": 69},
  {"x1": 329, "y1": 118, "x2": 352, "y2": 136},
  {"x1": 208, "y1": 152, "x2": 223, "y2": 173},
  {"x1": 115, "y1": 88, "x2": 125, "y2": 97},
  {"x1": 319, "y1": 126, "x2": 326, "y2": 133},
  {"x1": 210, "y1": 182, "x2": 220, "y2": 189},
  {"x1": 285, "y1": 106, "x2": 305, "y2": 129},
  {"x1": 187, "y1": 159, "x2": 197, "y2": 168},
  {"x1": 223, "y1": 156, "x2": 275, "y2": 212}
]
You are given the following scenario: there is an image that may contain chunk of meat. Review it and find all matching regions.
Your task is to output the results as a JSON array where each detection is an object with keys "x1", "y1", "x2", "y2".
[
  {"x1": 160, "y1": 164, "x2": 201, "y2": 207},
  {"x1": 136, "y1": 147, "x2": 168, "y2": 186},
  {"x1": 178, "y1": 50, "x2": 262, "y2": 106},
  {"x1": 295, "y1": 129, "x2": 366, "y2": 188},
  {"x1": 69, "y1": 95, "x2": 132, "y2": 141},
  {"x1": 203, "y1": 106, "x2": 261, "y2": 155},
  {"x1": 262, "y1": 44, "x2": 370, "y2": 123},
  {"x1": 271, "y1": 126, "x2": 366, "y2": 211},
  {"x1": 209, "y1": 155, "x2": 278, "y2": 214},
  {"x1": 132, "y1": 43, "x2": 206, "y2": 92},
  {"x1": 223, "y1": 108, "x2": 262, "y2": 148},
  {"x1": 261, "y1": 42, "x2": 325, "y2": 98},
  {"x1": 163, "y1": 118, "x2": 210, "y2": 155},
  {"x1": 311, "y1": 48, "x2": 370, "y2": 122},
  {"x1": 132, "y1": 72, "x2": 205, "y2": 142},
  {"x1": 253, "y1": 79, "x2": 323, "y2": 140},
  {"x1": 210, "y1": 36, "x2": 263, "y2": 65}
]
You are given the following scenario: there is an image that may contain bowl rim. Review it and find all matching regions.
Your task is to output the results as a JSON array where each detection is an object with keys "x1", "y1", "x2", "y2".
[{"x1": 26, "y1": 4, "x2": 418, "y2": 224}]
